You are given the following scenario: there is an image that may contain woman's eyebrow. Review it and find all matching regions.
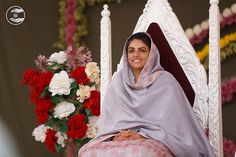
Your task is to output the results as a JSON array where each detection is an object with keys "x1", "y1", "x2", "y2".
[{"x1": 128, "y1": 47, "x2": 147, "y2": 49}]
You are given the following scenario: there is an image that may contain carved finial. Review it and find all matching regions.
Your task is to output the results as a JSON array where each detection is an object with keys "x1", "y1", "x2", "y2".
[
  {"x1": 142, "y1": 0, "x2": 150, "y2": 14},
  {"x1": 162, "y1": 0, "x2": 172, "y2": 11},
  {"x1": 101, "y1": 4, "x2": 110, "y2": 17},
  {"x1": 210, "y1": 0, "x2": 219, "y2": 5}
]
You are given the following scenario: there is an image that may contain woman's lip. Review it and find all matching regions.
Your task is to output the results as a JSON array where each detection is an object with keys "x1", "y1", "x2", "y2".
[{"x1": 132, "y1": 59, "x2": 142, "y2": 62}]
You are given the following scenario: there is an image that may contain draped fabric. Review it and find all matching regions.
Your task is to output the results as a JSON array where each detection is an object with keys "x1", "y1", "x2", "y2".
[
  {"x1": 79, "y1": 135, "x2": 173, "y2": 157},
  {"x1": 80, "y1": 32, "x2": 215, "y2": 157}
]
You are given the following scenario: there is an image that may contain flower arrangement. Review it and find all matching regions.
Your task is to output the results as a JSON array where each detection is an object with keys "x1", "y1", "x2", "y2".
[{"x1": 21, "y1": 46, "x2": 100, "y2": 155}]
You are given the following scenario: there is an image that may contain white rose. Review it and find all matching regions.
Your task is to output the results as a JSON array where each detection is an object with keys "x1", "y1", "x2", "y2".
[
  {"x1": 222, "y1": 8, "x2": 232, "y2": 18},
  {"x1": 49, "y1": 71, "x2": 72, "y2": 96},
  {"x1": 76, "y1": 85, "x2": 95, "y2": 102},
  {"x1": 185, "y1": 28, "x2": 194, "y2": 39},
  {"x1": 53, "y1": 101, "x2": 75, "y2": 119},
  {"x1": 48, "y1": 51, "x2": 67, "y2": 64},
  {"x1": 55, "y1": 132, "x2": 67, "y2": 148},
  {"x1": 86, "y1": 116, "x2": 99, "y2": 138},
  {"x1": 85, "y1": 62, "x2": 100, "y2": 84},
  {"x1": 32, "y1": 125, "x2": 48, "y2": 143}
]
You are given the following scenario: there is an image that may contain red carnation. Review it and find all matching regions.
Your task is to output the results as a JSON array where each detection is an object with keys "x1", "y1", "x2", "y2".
[
  {"x1": 83, "y1": 99, "x2": 90, "y2": 109},
  {"x1": 45, "y1": 129, "x2": 58, "y2": 152},
  {"x1": 83, "y1": 91, "x2": 100, "y2": 116},
  {"x1": 30, "y1": 89, "x2": 41, "y2": 104},
  {"x1": 35, "y1": 100, "x2": 53, "y2": 124},
  {"x1": 33, "y1": 71, "x2": 53, "y2": 93},
  {"x1": 66, "y1": 114, "x2": 87, "y2": 139},
  {"x1": 70, "y1": 66, "x2": 90, "y2": 85},
  {"x1": 22, "y1": 69, "x2": 53, "y2": 104},
  {"x1": 21, "y1": 68, "x2": 39, "y2": 87}
]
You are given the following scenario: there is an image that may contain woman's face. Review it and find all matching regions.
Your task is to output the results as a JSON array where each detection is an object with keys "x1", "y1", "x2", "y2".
[{"x1": 127, "y1": 39, "x2": 150, "y2": 73}]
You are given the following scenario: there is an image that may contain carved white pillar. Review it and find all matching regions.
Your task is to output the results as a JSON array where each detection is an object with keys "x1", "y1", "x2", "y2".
[
  {"x1": 100, "y1": 4, "x2": 112, "y2": 108},
  {"x1": 208, "y1": 0, "x2": 223, "y2": 156}
]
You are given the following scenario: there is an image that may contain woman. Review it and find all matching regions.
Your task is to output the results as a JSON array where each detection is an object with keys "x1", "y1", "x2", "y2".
[{"x1": 79, "y1": 32, "x2": 215, "y2": 157}]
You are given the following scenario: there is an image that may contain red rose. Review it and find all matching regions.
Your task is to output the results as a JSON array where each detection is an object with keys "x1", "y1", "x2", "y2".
[
  {"x1": 66, "y1": 114, "x2": 87, "y2": 139},
  {"x1": 45, "y1": 129, "x2": 58, "y2": 152},
  {"x1": 83, "y1": 91, "x2": 100, "y2": 116},
  {"x1": 35, "y1": 100, "x2": 52, "y2": 124},
  {"x1": 70, "y1": 66, "x2": 90, "y2": 85}
]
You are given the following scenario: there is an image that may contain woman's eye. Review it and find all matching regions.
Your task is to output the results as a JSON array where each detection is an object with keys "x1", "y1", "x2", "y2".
[
  {"x1": 140, "y1": 49, "x2": 147, "y2": 53},
  {"x1": 128, "y1": 50, "x2": 134, "y2": 53}
]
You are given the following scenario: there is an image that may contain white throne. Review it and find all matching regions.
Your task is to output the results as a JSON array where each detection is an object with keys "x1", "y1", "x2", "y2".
[{"x1": 100, "y1": 0, "x2": 223, "y2": 156}]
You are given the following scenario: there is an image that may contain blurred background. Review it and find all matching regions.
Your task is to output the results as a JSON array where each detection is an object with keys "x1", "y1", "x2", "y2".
[{"x1": 0, "y1": 0, "x2": 235, "y2": 157}]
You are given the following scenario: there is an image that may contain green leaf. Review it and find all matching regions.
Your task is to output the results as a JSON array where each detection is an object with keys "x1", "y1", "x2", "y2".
[
  {"x1": 71, "y1": 81, "x2": 78, "y2": 89},
  {"x1": 81, "y1": 138, "x2": 92, "y2": 146},
  {"x1": 51, "y1": 95, "x2": 65, "y2": 104},
  {"x1": 40, "y1": 87, "x2": 49, "y2": 99},
  {"x1": 85, "y1": 109, "x2": 91, "y2": 116},
  {"x1": 55, "y1": 143, "x2": 62, "y2": 152},
  {"x1": 58, "y1": 120, "x2": 69, "y2": 132},
  {"x1": 45, "y1": 118, "x2": 56, "y2": 127}
]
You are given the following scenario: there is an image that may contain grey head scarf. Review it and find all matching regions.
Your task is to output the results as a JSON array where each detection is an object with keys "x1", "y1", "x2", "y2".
[{"x1": 97, "y1": 32, "x2": 215, "y2": 157}]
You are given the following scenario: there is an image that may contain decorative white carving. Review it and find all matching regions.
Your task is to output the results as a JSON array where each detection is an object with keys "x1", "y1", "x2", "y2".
[
  {"x1": 208, "y1": 0, "x2": 223, "y2": 156},
  {"x1": 100, "y1": 4, "x2": 112, "y2": 109}
]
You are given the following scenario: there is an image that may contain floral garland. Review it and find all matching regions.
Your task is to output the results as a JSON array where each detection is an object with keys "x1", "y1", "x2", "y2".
[
  {"x1": 201, "y1": 42, "x2": 236, "y2": 69},
  {"x1": 65, "y1": 0, "x2": 76, "y2": 47},
  {"x1": 222, "y1": 75, "x2": 236, "y2": 156},
  {"x1": 196, "y1": 31, "x2": 236, "y2": 65},
  {"x1": 185, "y1": 3, "x2": 236, "y2": 46},
  {"x1": 223, "y1": 138, "x2": 236, "y2": 157},
  {"x1": 54, "y1": 0, "x2": 122, "y2": 49},
  {"x1": 222, "y1": 75, "x2": 236, "y2": 105}
]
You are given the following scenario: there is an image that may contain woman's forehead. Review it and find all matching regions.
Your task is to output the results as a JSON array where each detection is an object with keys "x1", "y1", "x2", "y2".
[{"x1": 128, "y1": 39, "x2": 149, "y2": 47}]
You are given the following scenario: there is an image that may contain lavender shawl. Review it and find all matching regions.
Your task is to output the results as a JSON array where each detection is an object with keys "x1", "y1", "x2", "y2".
[{"x1": 97, "y1": 33, "x2": 215, "y2": 157}]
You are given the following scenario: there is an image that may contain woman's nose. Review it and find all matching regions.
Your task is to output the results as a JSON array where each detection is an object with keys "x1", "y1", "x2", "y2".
[{"x1": 133, "y1": 51, "x2": 140, "y2": 57}]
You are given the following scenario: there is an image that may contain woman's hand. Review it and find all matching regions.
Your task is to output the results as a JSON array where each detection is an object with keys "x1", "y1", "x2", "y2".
[{"x1": 112, "y1": 130, "x2": 146, "y2": 141}]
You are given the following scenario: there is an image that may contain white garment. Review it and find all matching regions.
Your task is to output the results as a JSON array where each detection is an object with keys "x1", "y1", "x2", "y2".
[{"x1": 0, "y1": 118, "x2": 21, "y2": 157}]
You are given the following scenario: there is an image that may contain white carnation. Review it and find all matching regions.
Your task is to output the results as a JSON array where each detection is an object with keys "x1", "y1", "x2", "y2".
[
  {"x1": 85, "y1": 62, "x2": 100, "y2": 84},
  {"x1": 222, "y1": 8, "x2": 232, "y2": 18},
  {"x1": 32, "y1": 125, "x2": 49, "y2": 143},
  {"x1": 185, "y1": 28, "x2": 194, "y2": 39},
  {"x1": 193, "y1": 24, "x2": 202, "y2": 36},
  {"x1": 49, "y1": 71, "x2": 72, "y2": 96},
  {"x1": 201, "y1": 20, "x2": 209, "y2": 30},
  {"x1": 48, "y1": 51, "x2": 67, "y2": 64},
  {"x1": 55, "y1": 132, "x2": 67, "y2": 148},
  {"x1": 86, "y1": 116, "x2": 99, "y2": 138},
  {"x1": 76, "y1": 85, "x2": 95, "y2": 102},
  {"x1": 231, "y1": 4, "x2": 236, "y2": 13},
  {"x1": 53, "y1": 101, "x2": 75, "y2": 119}
]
